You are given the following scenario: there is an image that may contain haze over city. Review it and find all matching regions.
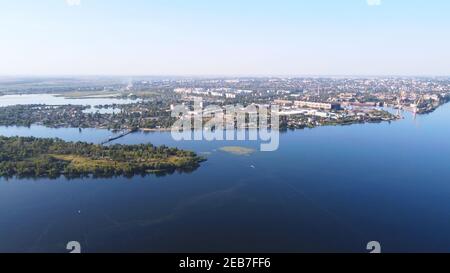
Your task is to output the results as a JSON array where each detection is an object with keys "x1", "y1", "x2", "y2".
[
  {"x1": 0, "y1": 0, "x2": 449, "y2": 76},
  {"x1": 2, "y1": 0, "x2": 450, "y2": 260}
]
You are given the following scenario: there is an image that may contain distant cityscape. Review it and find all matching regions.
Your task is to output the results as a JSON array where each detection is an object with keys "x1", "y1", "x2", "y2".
[{"x1": 0, "y1": 77, "x2": 449, "y2": 131}]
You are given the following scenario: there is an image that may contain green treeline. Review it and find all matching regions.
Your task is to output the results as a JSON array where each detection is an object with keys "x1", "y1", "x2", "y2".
[
  {"x1": 0, "y1": 103, "x2": 176, "y2": 130},
  {"x1": 0, "y1": 136, "x2": 205, "y2": 178}
]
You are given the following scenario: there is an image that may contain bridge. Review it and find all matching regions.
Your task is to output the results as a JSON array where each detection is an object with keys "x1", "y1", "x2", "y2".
[{"x1": 100, "y1": 129, "x2": 136, "y2": 145}]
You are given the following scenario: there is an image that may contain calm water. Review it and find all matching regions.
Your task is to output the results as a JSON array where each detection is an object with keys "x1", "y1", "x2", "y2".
[
  {"x1": 0, "y1": 104, "x2": 450, "y2": 253},
  {"x1": 0, "y1": 94, "x2": 140, "y2": 107}
]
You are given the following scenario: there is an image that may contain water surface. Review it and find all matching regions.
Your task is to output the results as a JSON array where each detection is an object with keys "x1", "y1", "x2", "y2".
[
  {"x1": 0, "y1": 94, "x2": 139, "y2": 107},
  {"x1": 0, "y1": 104, "x2": 450, "y2": 253}
]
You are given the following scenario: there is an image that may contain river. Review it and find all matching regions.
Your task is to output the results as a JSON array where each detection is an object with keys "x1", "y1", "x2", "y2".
[{"x1": 0, "y1": 103, "x2": 449, "y2": 253}]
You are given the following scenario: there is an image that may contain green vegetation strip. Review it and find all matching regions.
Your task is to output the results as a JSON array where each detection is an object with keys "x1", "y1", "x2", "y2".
[
  {"x1": 219, "y1": 146, "x2": 255, "y2": 156},
  {"x1": 0, "y1": 136, "x2": 205, "y2": 178}
]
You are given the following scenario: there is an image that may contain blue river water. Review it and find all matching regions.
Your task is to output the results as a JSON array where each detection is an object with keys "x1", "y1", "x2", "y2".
[{"x1": 0, "y1": 104, "x2": 449, "y2": 253}]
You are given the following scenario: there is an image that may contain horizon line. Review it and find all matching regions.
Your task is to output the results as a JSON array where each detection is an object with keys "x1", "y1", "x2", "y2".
[{"x1": 1, "y1": 74, "x2": 450, "y2": 79}]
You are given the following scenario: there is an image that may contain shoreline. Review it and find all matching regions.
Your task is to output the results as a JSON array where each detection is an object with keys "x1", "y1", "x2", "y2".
[
  {"x1": 0, "y1": 102, "x2": 448, "y2": 133},
  {"x1": 140, "y1": 128, "x2": 172, "y2": 132}
]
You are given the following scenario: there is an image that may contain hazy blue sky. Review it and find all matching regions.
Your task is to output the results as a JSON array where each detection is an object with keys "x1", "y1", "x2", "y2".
[{"x1": 0, "y1": 0, "x2": 449, "y2": 76}]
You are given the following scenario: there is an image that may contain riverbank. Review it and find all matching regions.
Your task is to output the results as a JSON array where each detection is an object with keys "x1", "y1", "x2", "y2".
[
  {"x1": 140, "y1": 128, "x2": 172, "y2": 132},
  {"x1": 0, "y1": 102, "x2": 447, "y2": 135}
]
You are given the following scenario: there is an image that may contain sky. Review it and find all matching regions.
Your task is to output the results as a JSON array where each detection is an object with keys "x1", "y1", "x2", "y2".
[{"x1": 0, "y1": 0, "x2": 449, "y2": 76}]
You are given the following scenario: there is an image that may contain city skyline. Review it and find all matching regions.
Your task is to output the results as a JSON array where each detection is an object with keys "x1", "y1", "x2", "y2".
[{"x1": 1, "y1": 0, "x2": 449, "y2": 76}]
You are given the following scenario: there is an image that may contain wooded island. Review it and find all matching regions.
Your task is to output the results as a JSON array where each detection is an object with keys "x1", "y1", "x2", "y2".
[{"x1": 0, "y1": 136, "x2": 205, "y2": 178}]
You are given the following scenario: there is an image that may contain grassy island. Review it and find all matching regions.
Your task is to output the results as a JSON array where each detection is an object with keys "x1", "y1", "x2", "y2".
[
  {"x1": 0, "y1": 136, "x2": 205, "y2": 178},
  {"x1": 219, "y1": 146, "x2": 256, "y2": 156}
]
